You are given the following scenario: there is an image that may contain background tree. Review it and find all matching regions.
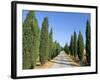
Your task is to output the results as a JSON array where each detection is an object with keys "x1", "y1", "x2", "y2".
[
  {"x1": 39, "y1": 17, "x2": 49, "y2": 65},
  {"x1": 86, "y1": 20, "x2": 91, "y2": 66},
  {"x1": 73, "y1": 31, "x2": 77, "y2": 58},
  {"x1": 23, "y1": 11, "x2": 40, "y2": 69},
  {"x1": 77, "y1": 31, "x2": 84, "y2": 62},
  {"x1": 51, "y1": 41, "x2": 61, "y2": 59},
  {"x1": 55, "y1": 42, "x2": 61, "y2": 56},
  {"x1": 64, "y1": 43, "x2": 69, "y2": 55}
]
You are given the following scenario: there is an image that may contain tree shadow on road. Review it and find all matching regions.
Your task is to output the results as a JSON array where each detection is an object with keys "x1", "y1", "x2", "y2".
[{"x1": 50, "y1": 60, "x2": 78, "y2": 67}]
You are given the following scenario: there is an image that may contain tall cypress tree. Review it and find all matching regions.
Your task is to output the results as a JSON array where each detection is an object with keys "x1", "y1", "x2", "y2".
[
  {"x1": 31, "y1": 16, "x2": 40, "y2": 68},
  {"x1": 70, "y1": 35, "x2": 74, "y2": 56},
  {"x1": 77, "y1": 31, "x2": 84, "y2": 62},
  {"x1": 39, "y1": 17, "x2": 49, "y2": 65},
  {"x1": 86, "y1": 20, "x2": 91, "y2": 66},
  {"x1": 51, "y1": 41, "x2": 57, "y2": 59},
  {"x1": 48, "y1": 28, "x2": 53, "y2": 61},
  {"x1": 74, "y1": 31, "x2": 77, "y2": 58},
  {"x1": 23, "y1": 11, "x2": 40, "y2": 69}
]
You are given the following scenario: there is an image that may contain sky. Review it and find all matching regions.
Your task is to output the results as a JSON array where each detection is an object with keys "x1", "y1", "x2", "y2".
[{"x1": 22, "y1": 10, "x2": 90, "y2": 47}]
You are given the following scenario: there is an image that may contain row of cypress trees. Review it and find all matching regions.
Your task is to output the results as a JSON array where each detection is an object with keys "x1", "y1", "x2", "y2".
[
  {"x1": 39, "y1": 17, "x2": 61, "y2": 65},
  {"x1": 64, "y1": 20, "x2": 91, "y2": 66},
  {"x1": 23, "y1": 11, "x2": 61, "y2": 69}
]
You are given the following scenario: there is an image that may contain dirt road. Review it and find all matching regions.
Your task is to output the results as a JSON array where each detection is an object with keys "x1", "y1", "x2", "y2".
[{"x1": 50, "y1": 51, "x2": 80, "y2": 68}]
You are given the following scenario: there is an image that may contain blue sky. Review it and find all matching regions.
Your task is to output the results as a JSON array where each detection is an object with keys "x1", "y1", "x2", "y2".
[{"x1": 22, "y1": 10, "x2": 90, "y2": 47}]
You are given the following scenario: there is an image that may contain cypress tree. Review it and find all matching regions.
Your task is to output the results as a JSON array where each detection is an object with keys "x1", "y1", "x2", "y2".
[
  {"x1": 86, "y1": 20, "x2": 91, "y2": 66},
  {"x1": 70, "y1": 35, "x2": 74, "y2": 56},
  {"x1": 48, "y1": 28, "x2": 53, "y2": 61},
  {"x1": 64, "y1": 43, "x2": 69, "y2": 54},
  {"x1": 39, "y1": 17, "x2": 49, "y2": 65},
  {"x1": 51, "y1": 41, "x2": 57, "y2": 59},
  {"x1": 74, "y1": 31, "x2": 77, "y2": 58},
  {"x1": 56, "y1": 42, "x2": 61, "y2": 56},
  {"x1": 31, "y1": 16, "x2": 40, "y2": 68},
  {"x1": 77, "y1": 31, "x2": 84, "y2": 62},
  {"x1": 23, "y1": 11, "x2": 34, "y2": 69},
  {"x1": 23, "y1": 11, "x2": 40, "y2": 69},
  {"x1": 52, "y1": 41, "x2": 61, "y2": 58}
]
